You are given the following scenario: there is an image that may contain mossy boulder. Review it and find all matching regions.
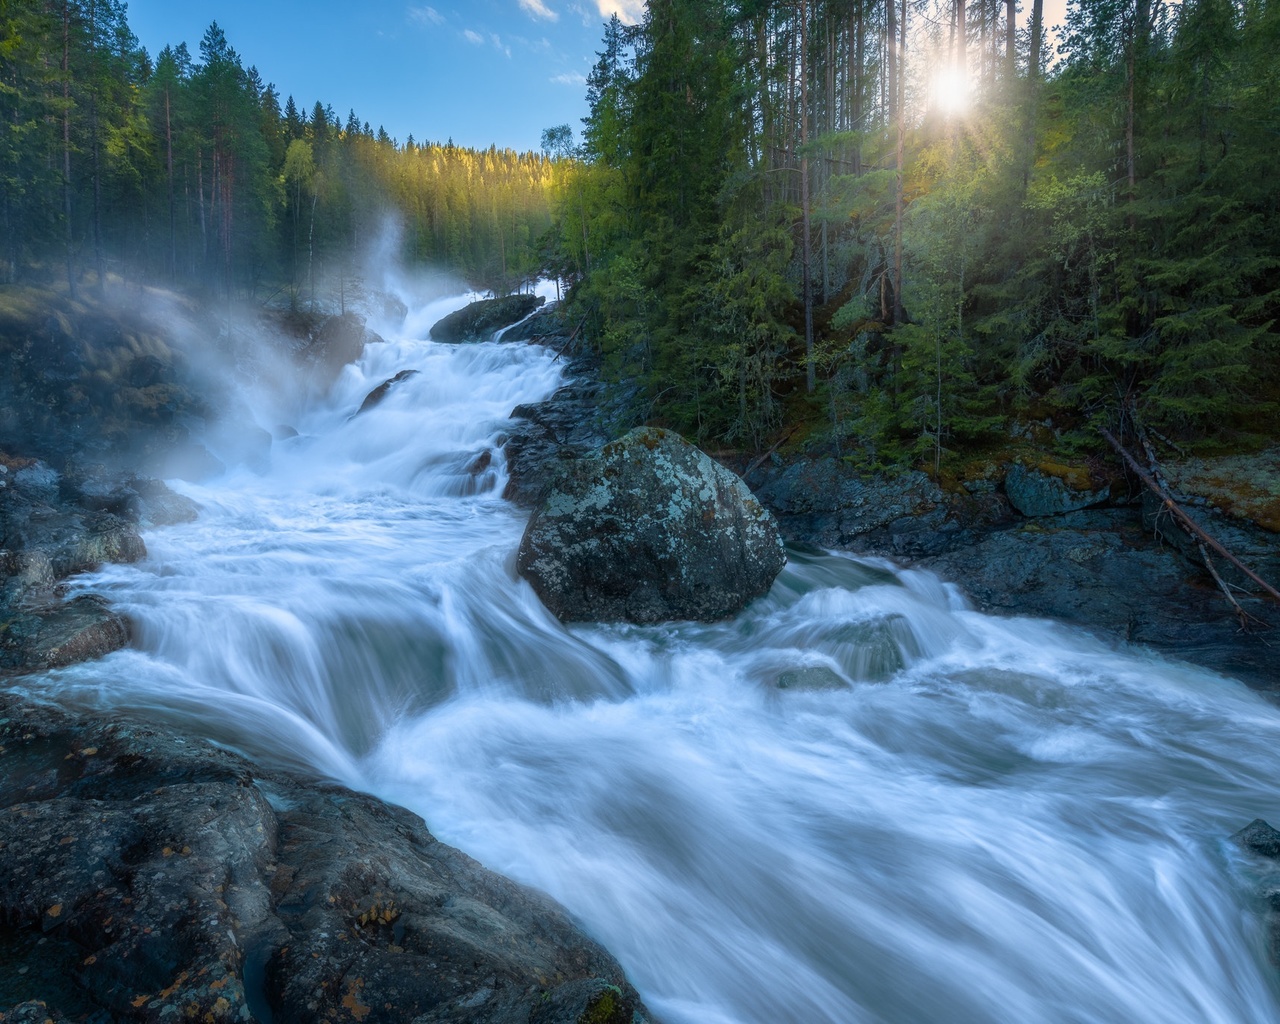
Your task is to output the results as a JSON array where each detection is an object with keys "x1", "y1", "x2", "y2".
[
  {"x1": 517, "y1": 427, "x2": 786, "y2": 623},
  {"x1": 429, "y1": 294, "x2": 544, "y2": 343},
  {"x1": 1004, "y1": 462, "x2": 1111, "y2": 517}
]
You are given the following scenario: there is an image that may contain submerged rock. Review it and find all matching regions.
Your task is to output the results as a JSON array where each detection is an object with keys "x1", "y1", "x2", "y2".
[
  {"x1": 1234, "y1": 819, "x2": 1280, "y2": 860},
  {"x1": 517, "y1": 427, "x2": 786, "y2": 623},
  {"x1": 0, "y1": 694, "x2": 650, "y2": 1024},
  {"x1": 429, "y1": 294, "x2": 544, "y2": 343},
  {"x1": 354, "y1": 369, "x2": 420, "y2": 417}
]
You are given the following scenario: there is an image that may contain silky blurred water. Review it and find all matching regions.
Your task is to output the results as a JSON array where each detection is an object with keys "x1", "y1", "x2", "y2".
[{"x1": 24, "y1": 287, "x2": 1280, "y2": 1023}]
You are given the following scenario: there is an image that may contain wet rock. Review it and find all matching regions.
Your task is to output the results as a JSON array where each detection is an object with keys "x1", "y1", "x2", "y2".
[
  {"x1": 465, "y1": 449, "x2": 493, "y2": 475},
  {"x1": 126, "y1": 478, "x2": 200, "y2": 528},
  {"x1": 17, "y1": 595, "x2": 130, "y2": 670},
  {"x1": 0, "y1": 694, "x2": 651, "y2": 1024},
  {"x1": 310, "y1": 312, "x2": 385, "y2": 379},
  {"x1": 918, "y1": 509, "x2": 1280, "y2": 687},
  {"x1": 518, "y1": 427, "x2": 787, "y2": 623},
  {"x1": 754, "y1": 459, "x2": 955, "y2": 554},
  {"x1": 500, "y1": 300, "x2": 565, "y2": 343},
  {"x1": 354, "y1": 369, "x2": 420, "y2": 417},
  {"x1": 1004, "y1": 463, "x2": 1110, "y2": 516},
  {"x1": 1231, "y1": 818, "x2": 1280, "y2": 966},
  {"x1": 504, "y1": 356, "x2": 613, "y2": 509},
  {"x1": 776, "y1": 666, "x2": 850, "y2": 691},
  {"x1": 430, "y1": 294, "x2": 544, "y2": 343},
  {"x1": 0, "y1": 1002, "x2": 76, "y2": 1024},
  {"x1": 0, "y1": 457, "x2": 167, "y2": 675},
  {"x1": 1234, "y1": 819, "x2": 1280, "y2": 859}
]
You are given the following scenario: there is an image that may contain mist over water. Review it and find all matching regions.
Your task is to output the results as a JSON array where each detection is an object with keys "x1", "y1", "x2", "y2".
[{"x1": 22, "y1": 285, "x2": 1280, "y2": 1023}]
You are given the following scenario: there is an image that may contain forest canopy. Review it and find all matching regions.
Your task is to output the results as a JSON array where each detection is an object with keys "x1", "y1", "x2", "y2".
[
  {"x1": 1, "y1": 0, "x2": 1277, "y2": 465},
  {"x1": 540, "y1": 0, "x2": 1280, "y2": 462},
  {"x1": 0, "y1": 2, "x2": 556, "y2": 300}
]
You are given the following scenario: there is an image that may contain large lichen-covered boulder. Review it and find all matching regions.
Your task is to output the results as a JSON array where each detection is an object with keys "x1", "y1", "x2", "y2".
[
  {"x1": 517, "y1": 427, "x2": 786, "y2": 623},
  {"x1": 429, "y1": 294, "x2": 544, "y2": 343}
]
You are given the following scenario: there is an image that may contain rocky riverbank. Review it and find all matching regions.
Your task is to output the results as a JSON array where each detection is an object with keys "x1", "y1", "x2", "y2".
[
  {"x1": 0, "y1": 286, "x2": 651, "y2": 1022},
  {"x1": 501, "y1": 310, "x2": 1280, "y2": 690}
]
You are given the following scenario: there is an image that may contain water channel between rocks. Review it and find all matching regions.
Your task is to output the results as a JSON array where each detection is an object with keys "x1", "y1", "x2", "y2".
[{"x1": 20, "y1": 289, "x2": 1280, "y2": 1024}]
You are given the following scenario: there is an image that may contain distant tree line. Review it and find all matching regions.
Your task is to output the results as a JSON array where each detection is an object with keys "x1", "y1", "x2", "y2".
[
  {"x1": 0, "y1": 2, "x2": 556, "y2": 302},
  {"x1": 545, "y1": 0, "x2": 1280, "y2": 461}
]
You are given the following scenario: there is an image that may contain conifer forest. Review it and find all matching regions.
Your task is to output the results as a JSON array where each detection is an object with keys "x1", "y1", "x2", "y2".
[{"x1": 2, "y1": 0, "x2": 1278, "y2": 465}]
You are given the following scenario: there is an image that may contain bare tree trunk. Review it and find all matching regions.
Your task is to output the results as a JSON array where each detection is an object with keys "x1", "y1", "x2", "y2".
[
  {"x1": 801, "y1": 0, "x2": 815, "y2": 393},
  {"x1": 197, "y1": 148, "x2": 207, "y2": 267},
  {"x1": 886, "y1": 0, "x2": 897, "y2": 129},
  {"x1": 852, "y1": 4, "x2": 863, "y2": 175},
  {"x1": 165, "y1": 86, "x2": 175, "y2": 283},
  {"x1": 893, "y1": 0, "x2": 905, "y2": 328},
  {"x1": 1029, "y1": 0, "x2": 1043, "y2": 77},
  {"x1": 62, "y1": 0, "x2": 75, "y2": 298},
  {"x1": 308, "y1": 191, "x2": 317, "y2": 308},
  {"x1": 1006, "y1": 0, "x2": 1017, "y2": 75},
  {"x1": 88, "y1": 0, "x2": 104, "y2": 293}
]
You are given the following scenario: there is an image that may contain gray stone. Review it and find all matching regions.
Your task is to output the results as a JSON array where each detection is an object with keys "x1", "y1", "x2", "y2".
[
  {"x1": 1234, "y1": 818, "x2": 1280, "y2": 860},
  {"x1": 0, "y1": 694, "x2": 650, "y2": 1024},
  {"x1": 429, "y1": 295, "x2": 544, "y2": 343},
  {"x1": 354, "y1": 369, "x2": 420, "y2": 417},
  {"x1": 518, "y1": 427, "x2": 786, "y2": 623},
  {"x1": 776, "y1": 666, "x2": 850, "y2": 691},
  {"x1": 1004, "y1": 463, "x2": 1110, "y2": 517}
]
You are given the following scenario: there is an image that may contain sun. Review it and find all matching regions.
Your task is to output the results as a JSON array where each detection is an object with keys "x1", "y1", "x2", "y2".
[{"x1": 933, "y1": 66, "x2": 972, "y2": 116}]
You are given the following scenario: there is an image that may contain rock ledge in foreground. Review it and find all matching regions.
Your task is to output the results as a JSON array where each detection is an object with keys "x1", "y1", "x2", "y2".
[
  {"x1": 0, "y1": 694, "x2": 649, "y2": 1024},
  {"x1": 517, "y1": 427, "x2": 786, "y2": 623}
]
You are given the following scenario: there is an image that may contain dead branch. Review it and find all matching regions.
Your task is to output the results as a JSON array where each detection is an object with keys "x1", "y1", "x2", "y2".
[
  {"x1": 742, "y1": 427, "x2": 798, "y2": 480},
  {"x1": 1197, "y1": 541, "x2": 1266, "y2": 631},
  {"x1": 552, "y1": 313, "x2": 590, "y2": 363},
  {"x1": 1101, "y1": 427, "x2": 1280, "y2": 606}
]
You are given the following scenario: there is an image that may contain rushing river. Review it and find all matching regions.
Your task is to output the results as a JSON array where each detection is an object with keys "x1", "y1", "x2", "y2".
[{"x1": 21, "y1": 287, "x2": 1280, "y2": 1023}]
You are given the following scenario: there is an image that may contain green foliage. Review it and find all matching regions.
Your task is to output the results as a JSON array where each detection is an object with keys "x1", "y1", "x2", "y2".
[
  {"x1": 546, "y1": 0, "x2": 1280, "y2": 460},
  {"x1": 0, "y1": 1, "x2": 557, "y2": 298}
]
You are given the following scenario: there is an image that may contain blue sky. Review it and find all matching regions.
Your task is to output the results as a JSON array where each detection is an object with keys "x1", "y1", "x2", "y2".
[{"x1": 125, "y1": 0, "x2": 644, "y2": 152}]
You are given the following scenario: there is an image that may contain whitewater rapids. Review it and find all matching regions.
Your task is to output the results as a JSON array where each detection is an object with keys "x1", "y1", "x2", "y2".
[{"x1": 23, "y1": 288, "x2": 1280, "y2": 1024}]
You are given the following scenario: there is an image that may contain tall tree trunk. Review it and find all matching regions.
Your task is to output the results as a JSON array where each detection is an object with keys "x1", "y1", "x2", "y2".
[
  {"x1": 88, "y1": 0, "x2": 104, "y2": 292},
  {"x1": 801, "y1": 0, "x2": 815, "y2": 393},
  {"x1": 165, "y1": 85, "x2": 175, "y2": 283},
  {"x1": 893, "y1": 0, "x2": 906, "y2": 328},
  {"x1": 852, "y1": 3, "x2": 863, "y2": 175},
  {"x1": 1029, "y1": 0, "x2": 1043, "y2": 78},
  {"x1": 197, "y1": 148, "x2": 207, "y2": 267},
  {"x1": 886, "y1": 0, "x2": 897, "y2": 127},
  {"x1": 61, "y1": 0, "x2": 75, "y2": 298},
  {"x1": 1006, "y1": 0, "x2": 1017, "y2": 75},
  {"x1": 957, "y1": 0, "x2": 967, "y2": 79}
]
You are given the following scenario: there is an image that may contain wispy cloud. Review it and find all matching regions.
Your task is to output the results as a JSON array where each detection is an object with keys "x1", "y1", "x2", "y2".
[
  {"x1": 550, "y1": 71, "x2": 587, "y2": 85},
  {"x1": 490, "y1": 32, "x2": 513, "y2": 58},
  {"x1": 518, "y1": 0, "x2": 559, "y2": 21},
  {"x1": 595, "y1": 0, "x2": 643, "y2": 24},
  {"x1": 462, "y1": 28, "x2": 485, "y2": 44},
  {"x1": 408, "y1": 5, "x2": 445, "y2": 26}
]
